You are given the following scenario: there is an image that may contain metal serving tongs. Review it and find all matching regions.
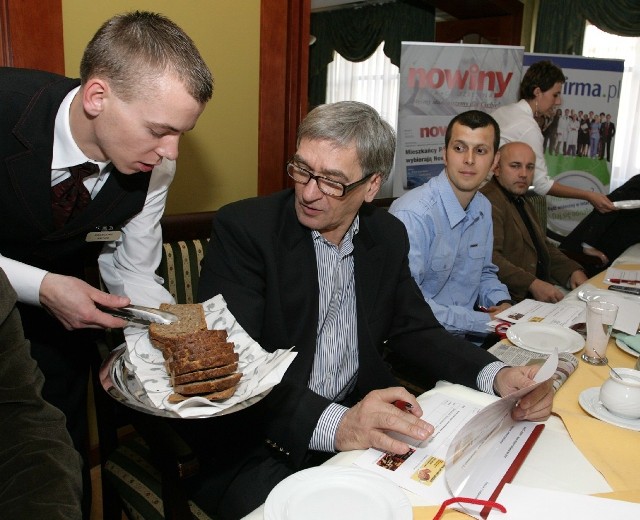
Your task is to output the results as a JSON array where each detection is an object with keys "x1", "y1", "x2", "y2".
[{"x1": 96, "y1": 304, "x2": 179, "y2": 326}]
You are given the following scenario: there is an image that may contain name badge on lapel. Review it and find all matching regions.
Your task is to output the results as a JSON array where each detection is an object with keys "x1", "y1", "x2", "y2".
[{"x1": 86, "y1": 225, "x2": 122, "y2": 242}]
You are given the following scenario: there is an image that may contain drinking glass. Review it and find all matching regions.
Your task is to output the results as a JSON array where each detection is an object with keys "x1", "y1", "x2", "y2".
[{"x1": 581, "y1": 300, "x2": 618, "y2": 365}]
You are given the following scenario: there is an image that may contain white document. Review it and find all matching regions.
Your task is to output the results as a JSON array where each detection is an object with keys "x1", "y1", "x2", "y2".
[
  {"x1": 488, "y1": 483, "x2": 640, "y2": 519},
  {"x1": 355, "y1": 353, "x2": 558, "y2": 519},
  {"x1": 494, "y1": 299, "x2": 584, "y2": 327},
  {"x1": 604, "y1": 267, "x2": 640, "y2": 287}
]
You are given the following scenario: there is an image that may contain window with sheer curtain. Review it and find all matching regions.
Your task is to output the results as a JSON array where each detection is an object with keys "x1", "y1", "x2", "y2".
[
  {"x1": 326, "y1": 42, "x2": 400, "y2": 131},
  {"x1": 582, "y1": 23, "x2": 640, "y2": 190}
]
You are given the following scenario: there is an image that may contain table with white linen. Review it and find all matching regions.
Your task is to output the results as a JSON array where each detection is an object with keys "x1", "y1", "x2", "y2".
[{"x1": 243, "y1": 245, "x2": 640, "y2": 519}]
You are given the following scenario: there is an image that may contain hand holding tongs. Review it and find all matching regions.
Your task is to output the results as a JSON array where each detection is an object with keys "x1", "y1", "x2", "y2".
[{"x1": 96, "y1": 304, "x2": 178, "y2": 325}]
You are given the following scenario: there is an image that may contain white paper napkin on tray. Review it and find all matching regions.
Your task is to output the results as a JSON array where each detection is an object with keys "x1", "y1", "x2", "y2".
[{"x1": 123, "y1": 294, "x2": 296, "y2": 418}]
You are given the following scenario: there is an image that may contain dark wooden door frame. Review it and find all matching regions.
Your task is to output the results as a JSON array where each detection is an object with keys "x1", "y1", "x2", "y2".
[
  {"x1": 258, "y1": 0, "x2": 310, "y2": 195},
  {"x1": 0, "y1": 0, "x2": 64, "y2": 74}
]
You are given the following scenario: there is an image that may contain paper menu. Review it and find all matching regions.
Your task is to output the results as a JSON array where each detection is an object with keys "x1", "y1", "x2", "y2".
[
  {"x1": 355, "y1": 353, "x2": 557, "y2": 518},
  {"x1": 493, "y1": 299, "x2": 584, "y2": 328},
  {"x1": 444, "y1": 351, "x2": 556, "y2": 517}
]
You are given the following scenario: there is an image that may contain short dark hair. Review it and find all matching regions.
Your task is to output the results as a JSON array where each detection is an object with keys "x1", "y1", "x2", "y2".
[
  {"x1": 80, "y1": 11, "x2": 213, "y2": 104},
  {"x1": 519, "y1": 60, "x2": 565, "y2": 101},
  {"x1": 444, "y1": 110, "x2": 500, "y2": 153}
]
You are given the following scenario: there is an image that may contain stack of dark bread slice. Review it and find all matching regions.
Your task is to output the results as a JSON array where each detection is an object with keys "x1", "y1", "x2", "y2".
[{"x1": 148, "y1": 303, "x2": 241, "y2": 403}]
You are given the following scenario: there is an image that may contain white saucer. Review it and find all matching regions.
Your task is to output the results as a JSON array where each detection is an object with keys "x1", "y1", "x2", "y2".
[
  {"x1": 578, "y1": 387, "x2": 640, "y2": 431},
  {"x1": 616, "y1": 338, "x2": 640, "y2": 358},
  {"x1": 613, "y1": 200, "x2": 640, "y2": 210},
  {"x1": 506, "y1": 322, "x2": 584, "y2": 354},
  {"x1": 264, "y1": 466, "x2": 412, "y2": 520}
]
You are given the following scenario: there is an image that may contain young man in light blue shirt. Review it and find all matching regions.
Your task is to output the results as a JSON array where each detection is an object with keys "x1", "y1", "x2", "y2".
[{"x1": 390, "y1": 110, "x2": 512, "y2": 343}]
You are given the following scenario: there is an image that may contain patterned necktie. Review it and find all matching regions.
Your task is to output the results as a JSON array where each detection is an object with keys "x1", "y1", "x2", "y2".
[{"x1": 51, "y1": 162, "x2": 99, "y2": 229}]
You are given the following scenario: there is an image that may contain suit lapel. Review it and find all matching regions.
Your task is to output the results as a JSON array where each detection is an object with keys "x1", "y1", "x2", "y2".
[{"x1": 277, "y1": 202, "x2": 320, "y2": 373}]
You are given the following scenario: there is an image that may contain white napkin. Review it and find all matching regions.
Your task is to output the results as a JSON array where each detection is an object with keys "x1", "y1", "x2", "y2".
[{"x1": 123, "y1": 294, "x2": 297, "y2": 418}]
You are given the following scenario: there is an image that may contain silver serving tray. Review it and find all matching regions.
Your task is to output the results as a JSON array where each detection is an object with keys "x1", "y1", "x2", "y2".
[{"x1": 99, "y1": 344, "x2": 270, "y2": 419}]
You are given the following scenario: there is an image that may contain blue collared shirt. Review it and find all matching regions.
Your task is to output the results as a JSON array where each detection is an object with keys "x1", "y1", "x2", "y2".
[{"x1": 390, "y1": 171, "x2": 510, "y2": 335}]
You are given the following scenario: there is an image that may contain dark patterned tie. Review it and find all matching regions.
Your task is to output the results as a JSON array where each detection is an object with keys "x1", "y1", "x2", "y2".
[{"x1": 51, "y1": 162, "x2": 99, "y2": 229}]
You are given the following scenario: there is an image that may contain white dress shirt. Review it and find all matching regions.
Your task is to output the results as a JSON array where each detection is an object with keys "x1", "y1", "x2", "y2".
[{"x1": 0, "y1": 87, "x2": 174, "y2": 307}]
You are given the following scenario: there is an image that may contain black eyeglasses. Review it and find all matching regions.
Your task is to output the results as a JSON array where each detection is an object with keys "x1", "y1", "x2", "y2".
[{"x1": 286, "y1": 161, "x2": 375, "y2": 198}]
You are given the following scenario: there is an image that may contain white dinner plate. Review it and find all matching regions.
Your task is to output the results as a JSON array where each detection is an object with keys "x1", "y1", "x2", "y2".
[
  {"x1": 616, "y1": 338, "x2": 640, "y2": 358},
  {"x1": 264, "y1": 466, "x2": 412, "y2": 520},
  {"x1": 578, "y1": 387, "x2": 640, "y2": 431},
  {"x1": 613, "y1": 200, "x2": 640, "y2": 210},
  {"x1": 506, "y1": 322, "x2": 584, "y2": 354}
]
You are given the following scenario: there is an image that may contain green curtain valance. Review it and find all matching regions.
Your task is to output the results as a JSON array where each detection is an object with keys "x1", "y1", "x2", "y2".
[{"x1": 535, "y1": 0, "x2": 640, "y2": 55}]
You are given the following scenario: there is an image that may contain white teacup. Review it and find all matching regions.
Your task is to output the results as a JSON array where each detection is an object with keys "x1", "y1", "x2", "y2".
[{"x1": 599, "y1": 368, "x2": 640, "y2": 420}]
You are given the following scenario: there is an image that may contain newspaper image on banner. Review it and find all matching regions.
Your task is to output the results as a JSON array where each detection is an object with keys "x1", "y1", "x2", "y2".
[
  {"x1": 393, "y1": 42, "x2": 523, "y2": 196},
  {"x1": 524, "y1": 53, "x2": 624, "y2": 237}
]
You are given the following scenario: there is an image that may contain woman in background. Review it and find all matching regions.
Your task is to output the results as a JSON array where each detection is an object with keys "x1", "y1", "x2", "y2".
[{"x1": 491, "y1": 60, "x2": 615, "y2": 213}]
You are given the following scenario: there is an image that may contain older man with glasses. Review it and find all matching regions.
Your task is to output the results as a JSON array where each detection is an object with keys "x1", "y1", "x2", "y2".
[{"x1": 182, "y1": 101, "x2": 554, "y2": 520}]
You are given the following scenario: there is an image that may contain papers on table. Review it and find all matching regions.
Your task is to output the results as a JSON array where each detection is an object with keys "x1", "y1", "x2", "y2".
[
  {"x1": 493, "y1": 294, "x2": 640, "y2": 337},
  {"x1": 355, "y1": 353, "x2": 558, "y2": 519},
  {"x1": 490, "y1": 340, "x2": 578, "y2": 393},
  {"x1": 576, "y1": 283, "x2": 640, "y2": 335},
  {"x1": 604, "y1": 266, "x2": 640, "y2": 287},
  {"x1": 493, "y1": 299, "x2": 584, "y2": 328}
]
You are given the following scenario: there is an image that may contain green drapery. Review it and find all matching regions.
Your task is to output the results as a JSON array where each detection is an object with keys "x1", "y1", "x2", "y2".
[
  {"x1": 579, "y1": 0, "x2": 640, "y2": 37},
  {"x1": 309, "y1": 0, "x2": 434, "y2": 108},
  {"x1": 534, "y1": 0, "x2": 586, "y2": 54},
  {"x1": 535, "y1": 0, "x2": 640, "y2": 55}
]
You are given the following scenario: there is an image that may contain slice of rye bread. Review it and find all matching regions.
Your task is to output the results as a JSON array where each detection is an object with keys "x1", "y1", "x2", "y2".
[
  {"x1": 165, "y1": 343, "x2": 234, "y2": 369},
  {"x1": 157, "y1": 328, "x2": 228, "y2": 353},
  {"x1": 148, "y1": 303, "x2": 207, "y2": 347},
  {"x1": 167, "y1": 351, "x2": 239, "y2": 376},
  {"x1": 170, "y1": 362, "x2": 239, "y2": 386},
  {"x1": 160, "y1": 333, "x2": 233, "y2": 360},
  {"x1": 168, "y1": 385, "x2": 238, "y2": 403},
  {"x1": 173, "y1": 372, "x2": 242, "y2": 396}
]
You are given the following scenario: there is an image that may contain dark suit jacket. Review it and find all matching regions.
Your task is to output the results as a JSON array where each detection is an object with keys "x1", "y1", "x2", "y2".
[
  {"x1": 0, "y1": 268, "x2": 82, "y2": 519},
  {"x1": 195, "y1": 190, "x2": 498, "y2": 468},
  {"x1": 560, "y1": 174, "x2": 640, "y2": 261},
  {"x1": 481, "y1": 178, "x2": 582, "y2": 302}
]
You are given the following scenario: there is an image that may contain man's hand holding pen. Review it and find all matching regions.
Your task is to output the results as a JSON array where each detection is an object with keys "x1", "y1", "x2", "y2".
[{"x1": 335, "y1": 388, "x2": 434, "y2": 455}]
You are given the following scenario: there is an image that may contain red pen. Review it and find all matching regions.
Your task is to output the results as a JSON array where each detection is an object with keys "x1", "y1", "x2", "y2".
[
  {"x1": 607, "y1": 278, "x2": 637, "y2": 284},
  {"x1": 393, "y1": 400, "x2": 413, "y2": 412}
]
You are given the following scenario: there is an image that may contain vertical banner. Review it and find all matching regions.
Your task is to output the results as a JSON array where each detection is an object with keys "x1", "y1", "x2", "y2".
[
  {"x1": 524, "y1": 53, "x2": 624, "y2": 236},
  {"x1": 393, "y1": 43, "x2": 523, "y2": 197}
]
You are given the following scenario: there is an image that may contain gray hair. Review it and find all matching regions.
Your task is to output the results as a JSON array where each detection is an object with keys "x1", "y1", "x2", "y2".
[
  {"x1": 80, "y1": 11, "x2": 213, "y2": 104},
  {"x1": 297, "y1": 101, "x2": 396, "y2": 184}
]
